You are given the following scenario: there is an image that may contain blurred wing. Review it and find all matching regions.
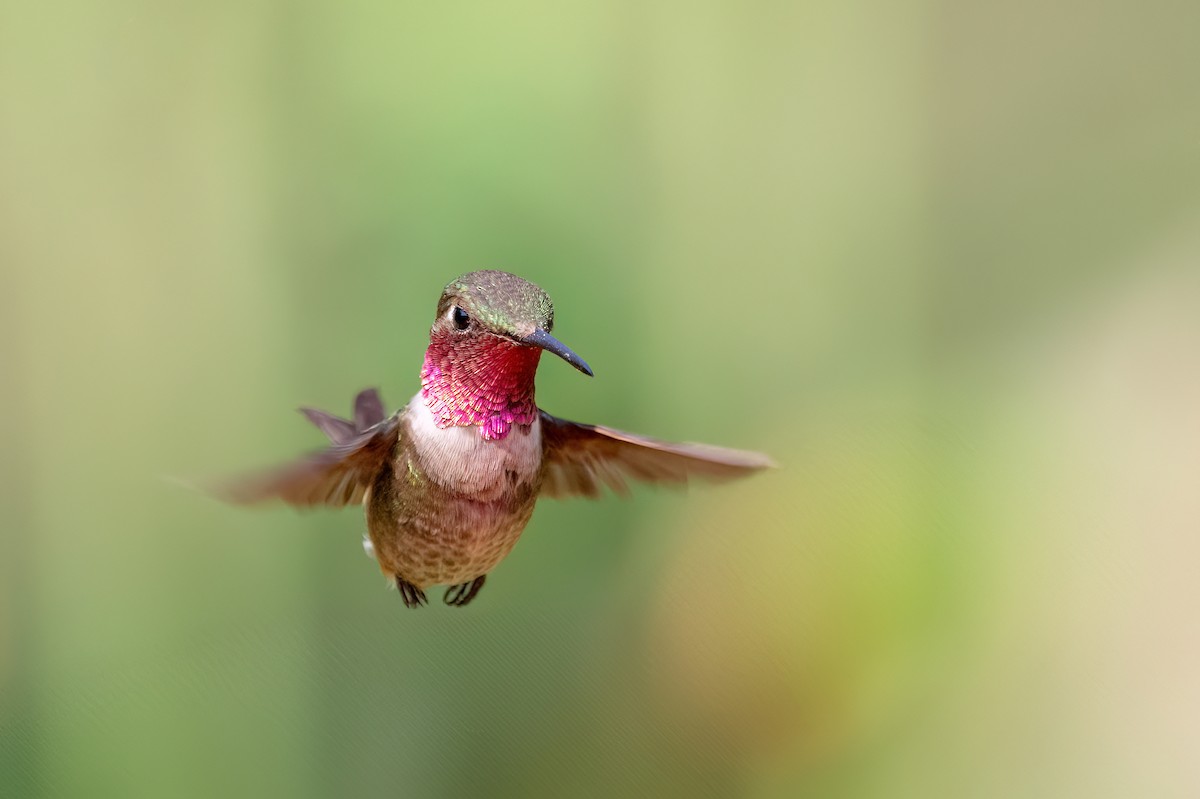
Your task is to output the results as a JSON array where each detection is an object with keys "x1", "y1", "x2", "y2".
[
  {"x1": 216, "y1": 413, "x2": 401, "y2": 507},
  {"x1": 299, "y1": 407, "x2": 356, "y2": 444},
  {"x1": 539, "y1": 410, "x2": 774, "y2": 499},
  {"x1": 353, "y1": 388, "x2": 386, "y2": 430},
  {"x1": 300, "y1": 388, "x2": 386, "y2": 445}
]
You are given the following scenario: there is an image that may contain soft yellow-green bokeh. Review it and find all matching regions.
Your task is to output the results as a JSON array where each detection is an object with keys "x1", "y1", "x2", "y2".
[{"x1": 2, "y1": 1, "x2": 1198, "y2": 797}]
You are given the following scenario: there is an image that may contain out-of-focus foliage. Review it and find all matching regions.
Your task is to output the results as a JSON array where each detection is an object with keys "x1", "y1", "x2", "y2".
[{"x1": 2, "y1": 1, "x2": 1198, "y2": 797}]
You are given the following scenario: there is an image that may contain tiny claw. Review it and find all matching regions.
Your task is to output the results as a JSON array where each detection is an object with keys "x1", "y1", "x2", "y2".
[
  {"x1": 443, "y1": 575, "x2": 487, "y2": 607},
  {"x1": 396, "y1": 579, "x2": 427, "y2": 608}
]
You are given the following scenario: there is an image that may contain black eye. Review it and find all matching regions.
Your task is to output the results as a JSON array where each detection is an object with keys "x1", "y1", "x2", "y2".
[{"x1": 451, "y1": 306, "x2": 470, "y2": 330}]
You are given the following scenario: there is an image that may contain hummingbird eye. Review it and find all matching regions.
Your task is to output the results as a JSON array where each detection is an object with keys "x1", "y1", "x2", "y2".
[{"x1": 451, "y1": 306, "x2": 470, "y2": 330}]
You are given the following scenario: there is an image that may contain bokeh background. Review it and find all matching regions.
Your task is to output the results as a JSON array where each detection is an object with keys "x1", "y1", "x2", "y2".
[{"x1": 3, "y1": 1, "x2": 1199, "y2": 796}]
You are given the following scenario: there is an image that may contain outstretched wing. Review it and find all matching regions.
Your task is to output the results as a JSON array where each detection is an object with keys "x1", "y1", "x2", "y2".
[
  {"x1": 539, "y1": 410, "x2": 774, "y2": 499},
  {"x1": 217, "y1": 390, "x2": 400, "y2": 507}
]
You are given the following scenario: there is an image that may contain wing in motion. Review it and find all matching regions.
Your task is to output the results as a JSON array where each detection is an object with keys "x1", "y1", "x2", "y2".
[
  {"x1": 539, "y1": 410, "x2": 774, "y2": 499},
  {"x1": 217, "y1": 389, "x2": 398, "y2": 507},
  {"x1": 299, "y1": 388, "x2": 387, "y2": 444}
]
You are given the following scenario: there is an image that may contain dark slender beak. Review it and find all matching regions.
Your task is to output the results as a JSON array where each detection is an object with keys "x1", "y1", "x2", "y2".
[{"x1": 523, "y1": 328, "x2": 593, "y2": 376}]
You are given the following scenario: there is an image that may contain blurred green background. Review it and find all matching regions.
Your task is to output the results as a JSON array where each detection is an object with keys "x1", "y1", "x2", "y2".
[{"x1": 2, "y1": 1, "x2": 1199, "y2": 797}]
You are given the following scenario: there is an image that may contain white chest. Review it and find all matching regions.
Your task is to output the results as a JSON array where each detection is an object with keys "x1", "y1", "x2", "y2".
[{"x1": 404, "y1": 394, "x2": 543, "y2": 495}]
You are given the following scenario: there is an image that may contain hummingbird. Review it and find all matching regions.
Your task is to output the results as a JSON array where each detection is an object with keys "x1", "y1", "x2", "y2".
[{"x1": 222, "y1": 270, "x2": 772, "y2": 607}]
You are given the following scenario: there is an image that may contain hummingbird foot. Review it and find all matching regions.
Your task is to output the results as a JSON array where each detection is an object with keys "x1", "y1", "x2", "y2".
[
  {"x1": 396, "y1": 579, "x2": 428, "y2": 608},
  {"x1": 443, "y1": 575, "x2": 486, "y2": 607}
]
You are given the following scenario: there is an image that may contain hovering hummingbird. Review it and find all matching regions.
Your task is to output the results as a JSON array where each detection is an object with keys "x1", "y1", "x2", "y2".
[{"x1": 222, "y1": 270, "x2": 772, "y2": 607}]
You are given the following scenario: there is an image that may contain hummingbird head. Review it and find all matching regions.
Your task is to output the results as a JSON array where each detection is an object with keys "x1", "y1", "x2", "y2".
[{"x1": 421, "y1": 270, "x2": 592, "y2": 440}]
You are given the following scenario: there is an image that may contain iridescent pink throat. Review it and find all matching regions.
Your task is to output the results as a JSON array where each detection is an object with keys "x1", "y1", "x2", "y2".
[{"x1": 420, "y1": 333, "x2": 542, "y2": 441}]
